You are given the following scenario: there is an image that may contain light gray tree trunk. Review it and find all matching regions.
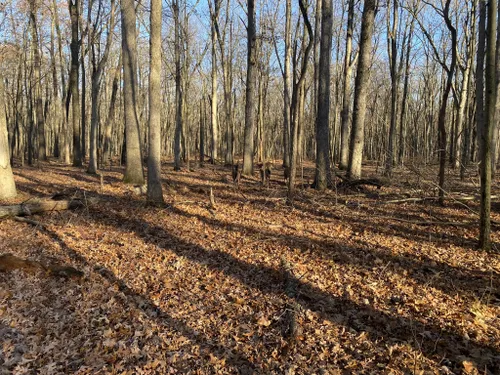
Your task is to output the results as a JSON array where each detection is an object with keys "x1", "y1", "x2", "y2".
[
  {"x1": 0, "y1": 73, "x2": 17, "y2": 199},
  {"x1": 121, "y1": 0, "x2": 144, "y2": 183},
  {"x1": 347, "y1": 0, "x2": 377, "y2": 179},
  {"x1": 339, "y1": 0, "x2": 355, "y2": 170},
  {"x1": 88, "y1": 0, "x2": 115, "y2": 174},
  {"x1": 147, "y1": 0, "x2": 164, "y2": 204}
]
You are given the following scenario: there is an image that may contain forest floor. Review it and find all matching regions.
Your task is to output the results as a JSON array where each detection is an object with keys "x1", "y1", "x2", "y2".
[{"x1": 0, "y1": 159, "x2": 499, "y2": 375}]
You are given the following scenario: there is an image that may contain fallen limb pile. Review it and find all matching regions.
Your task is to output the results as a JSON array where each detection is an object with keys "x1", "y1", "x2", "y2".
[{"x1": 0, "y1": 198, "x2": 98, "y2": 219}]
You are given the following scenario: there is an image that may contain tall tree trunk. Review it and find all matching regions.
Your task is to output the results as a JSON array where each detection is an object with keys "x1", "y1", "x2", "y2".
[
  {"x1": 347, "y1": 0, "x2": 377, "y2": 179},
  {"x1": 210, "y1": 0, "x2": 220, "y2": 163},
  {"x1": 103, "y1": 54, "x2": 121, "y2": 168},
  {"x1": 479, "y1": 0, "x2": 496, "y2": 250},
  {"x1": 0, "y1": 73, "x2": 17, "y2": 199},
  {"x1": 385, "y1": 0, "x2": 398, "y2": 176},
  {"x1": 173, "y1": 0, "x2": 183, "y2": 171},
  {"x1": 88, "y1": 0, "x2": 115, "y2": 174},
  {"x1": 147, "y1": 0, "x2": 164, "y2": 204},
  {"x1": 398, "y1": 12, "x2": 415, "y2": 165},
  {"x1": 287, "y1": 0, "x2": 313, "y2": 201},
  {"x1": 29, "y1": 0, "x2": 46, "y2": 161},
  {"x1": 339, "y1": 0, "x2": 355, "y2": 170},
  {"x1": 242, "y1": 0, "x2": 257, "y2": 176},
  {"x1": 315, "y1": 0, "x2": 332, "y2": 190},
  {"x1": 282, "y1": 0, "x2": 292, "y2": 168},
  {"x1": 69, "y1": 0, "x2": 82, "y2": 167},
  {"x1": 121, "y1": 0, "x2": 145, "y2": 183}
]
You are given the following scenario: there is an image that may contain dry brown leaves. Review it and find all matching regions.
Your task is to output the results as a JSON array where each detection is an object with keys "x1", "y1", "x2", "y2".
[{"x1": 0, "y1": 160, "x2": 499, "y2": 374}]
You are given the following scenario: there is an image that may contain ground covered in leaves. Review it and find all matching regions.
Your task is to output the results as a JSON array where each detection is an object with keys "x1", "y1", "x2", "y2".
[{"x1": 1, "y1": 160, "x2": 499, "y2": 374}]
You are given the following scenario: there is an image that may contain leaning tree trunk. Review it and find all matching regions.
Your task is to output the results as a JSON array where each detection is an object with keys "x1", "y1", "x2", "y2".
[
  {"x1": 347, "y1": 0, "x2": 377, "y2": 179},
  {"x1": 242, "y1": 0, "x2": 257, "y2": 176},
  {"x1": 0, "y1": 73, "x2": 17, "y2": 199},
  {"x1": 121, "y1": 0, "x2": 144, "y2": 184},
  {"x1": 315, "y1": 0, "x2": 333, "y2": 190}
]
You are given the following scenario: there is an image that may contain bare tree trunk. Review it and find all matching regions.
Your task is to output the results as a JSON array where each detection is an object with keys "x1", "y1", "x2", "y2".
[
  {"x1": 173, "y1": 0, "x2": 183, "y2": 171},
  {"x1": 242, "y1": 0, "x2": 257, "y2": 176},
  {"x1": 398, "y1": 12, "x2": 416, "y2": 165},
  {"x1": 385, "y1": 0, "x2": 398, "y2": 176},
  {"x1": 479, "y1": 0, "x2": 496, "y2": 250},
  {"x1": 88, "y1": 0, "x2": 116, "y2": 174},
  {"x1": 315, "y1": 0, "x2": 332, "y2": 190},
  {"x1": 69, "y1": 0, "x2": 82, "y2": 167},
  {"x1": 103, "y1": 54, "x2": 121, "y2": 168},
  {"x1": 29, "y1": 0, "x2": 46, "y2": 161},
  {"x1": 339, "y1": 0, "x2": 355, "y2": 170},
  {"x1": 283, "y1": 0, "x2": 292, "y2": 168},
  {"x1": 0, "y1": 73, "x2": 17, "y2": 199},
  {"x1": 210, "y1": 0, "x2": 220, "y2": 163},
  {"x1": 121, "y1": 0, "x2": 145, "y2": 183},
  {"x1": 347, "y1": 0, "x2": 377, "y2": 179},
  {"x1": 147, "y1": 0, "x2": 164, "y2": 204},
  {"x1": 287, "y1": 0, "x2": 313, "y2": 201}
]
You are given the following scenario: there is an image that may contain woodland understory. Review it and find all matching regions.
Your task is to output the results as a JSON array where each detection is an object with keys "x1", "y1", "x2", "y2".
[{"x1": 0, "y1": 159, "x2": 499, "y2": 374}]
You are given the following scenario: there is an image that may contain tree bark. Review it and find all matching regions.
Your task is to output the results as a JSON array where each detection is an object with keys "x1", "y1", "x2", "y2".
[
  {"x1": 339, "y1": 0, "x2": 355, "y2": 170},
  {"x1": 479, "y1": 0, "x2": 496, "y2": 250},
  {"x1": 69, "y1": 0, "x2": 82, "y2": 167},
  {"x1": 147, "y1": 0, "x2": 164, "y2": 204},
  {"x1": 0, "y1": 73, "x2": 17, "y2": 199},
  {"x1": 347, "y1": 0, "x2": 377, "y2": 179},
  {"x1": 315, "y1": 0, "x2": 332, "y2": 190},
  {"x1": 88, "y1": 0, "x2": 116, "y2": 174},
  {"x1": 121, "y1": 0, "x2": 145, "y2": 183},
  {"x1": 242, "y1": 0, "x2": 257, "y2": 176},
  {"x1": 29, "y1": 0, "x2": 46, "y2": 162}
]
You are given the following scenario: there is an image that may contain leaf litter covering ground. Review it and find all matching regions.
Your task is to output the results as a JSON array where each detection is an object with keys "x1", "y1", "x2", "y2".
[{"x1": 0, "y1": 161, "x2": 499, "y2": 375}]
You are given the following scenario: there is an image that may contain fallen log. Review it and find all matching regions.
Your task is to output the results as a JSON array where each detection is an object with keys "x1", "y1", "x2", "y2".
[
  {"x1": 338, "y1": 178, "x2": 384, "y2": 190},
  {"x1": 0, "y1": 253, "x2": 84, "y2": 279},
  {"x1": 0, "y1": 198, "x2": 98, "y2": 219}
]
